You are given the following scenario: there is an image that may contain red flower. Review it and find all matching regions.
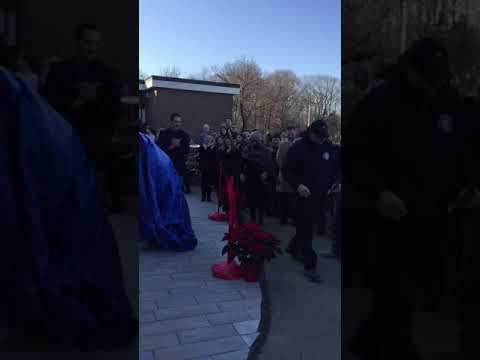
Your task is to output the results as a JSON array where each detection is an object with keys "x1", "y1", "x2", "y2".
[
  {"x1": 252, "y1": 243, "x2": 266, "y2": 255},
  {"x1": 253, "y1": 231, "x2": 274, "y2": 242},
  {"x1": 243, "y1": 222, "x2": 261, "y2": 233}
]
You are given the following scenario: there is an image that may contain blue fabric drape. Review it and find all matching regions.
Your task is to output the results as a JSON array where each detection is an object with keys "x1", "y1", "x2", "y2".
[
  {"x1": 138, "y1": 133, "x2": 197, "y2": 251},
  {"x1": 0, "y1": 68, "x2": 136, "y2": 347}
]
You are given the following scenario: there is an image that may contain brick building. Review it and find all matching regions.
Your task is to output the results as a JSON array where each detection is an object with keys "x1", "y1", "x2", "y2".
[{"x1": 140, "y1": 76, "x2": 240, "y2": 142}]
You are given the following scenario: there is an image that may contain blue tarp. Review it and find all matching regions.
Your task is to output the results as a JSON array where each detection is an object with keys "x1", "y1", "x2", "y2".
[
  {"x1": 0, "y1": 68, "x2": 136, "y2": 347},
  {"x1": 138, "y1": 133, "x2": 197, "y2": 251}
]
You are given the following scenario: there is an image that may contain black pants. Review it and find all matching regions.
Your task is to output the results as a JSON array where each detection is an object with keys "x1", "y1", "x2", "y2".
[
  {"x1": 316, "y1": 196, "x2": 327, "y2": 235},
  {"x1": 183, "y1": 171, "x2": 191, "y2": 193},
  {"x1": 106, "y1": 157, "x2": 122, "y2": 209},
  {"x1": 278, "y1": 192, "x2": 292, "y2": 223},
  {"x1": 293, "y1": 196, "x2": 321, "y2": 271},
  {"x1": 457, "y1": 210, "x2": 480, "y2": 359},
  {"x1": 250, "y1": 207, "x2": 265, "y2": 225},
  {"x1": 358, "y1": 215, "x2": 447, "y2": 351},
  {"x1": 201, "y1": 171, "x2": 212, "y2": 199},
  {"x1": 328, "y1": 196, "x2": 341, "y2": 257}
]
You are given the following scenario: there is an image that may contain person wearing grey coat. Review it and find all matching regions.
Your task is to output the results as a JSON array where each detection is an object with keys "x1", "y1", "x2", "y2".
[{"x1": 276, "y1": 139, "x2": 295, "y2": 224}]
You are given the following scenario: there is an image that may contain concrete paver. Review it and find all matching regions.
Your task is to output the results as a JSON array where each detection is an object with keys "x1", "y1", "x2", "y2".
[{"x1": 139, "y1": 191, "x2": 261, "y2": 360}]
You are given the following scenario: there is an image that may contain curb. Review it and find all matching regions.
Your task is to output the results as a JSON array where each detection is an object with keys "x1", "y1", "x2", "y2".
[{"x1": 247, "y1": 266, "x2": 272, "y2": 360}]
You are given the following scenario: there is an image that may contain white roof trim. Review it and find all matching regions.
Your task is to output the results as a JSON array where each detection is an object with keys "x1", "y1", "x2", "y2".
[{"x1": 147, "y1": 78, "x2": 240, "y2": 95}]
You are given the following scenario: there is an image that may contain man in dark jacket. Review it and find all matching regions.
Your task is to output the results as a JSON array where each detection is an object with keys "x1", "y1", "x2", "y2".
[
  {"x1": 44, "y1": 22, "x2": 123, "y2": 212},
  {"x1": 157, "y1": 113, "x2": 191, "y2": 192},
  {"x1": 344, "y1": 38, "x2": 477, "y2": 359},
  {"x1": 284, "y1": 119, "x2": 339, "y2": 283}
]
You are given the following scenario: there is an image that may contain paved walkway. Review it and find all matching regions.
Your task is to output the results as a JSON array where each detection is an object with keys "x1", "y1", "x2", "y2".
[
  {"x1": 140, "y1": 192, "x2": 262, "y2": 360},
  {"x1": 253, "y1": 217, "x2": 341, "y2": 360}
]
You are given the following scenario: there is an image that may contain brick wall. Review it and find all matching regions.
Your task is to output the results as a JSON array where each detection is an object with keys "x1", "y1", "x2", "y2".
[{"x1": 145, "y1": 88, "x2": 234, "y2": 143}]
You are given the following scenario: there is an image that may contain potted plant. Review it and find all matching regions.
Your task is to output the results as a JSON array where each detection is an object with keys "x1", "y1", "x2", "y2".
[{"x1": 221, "y1": 222, "x2": 283, "y2": 282}]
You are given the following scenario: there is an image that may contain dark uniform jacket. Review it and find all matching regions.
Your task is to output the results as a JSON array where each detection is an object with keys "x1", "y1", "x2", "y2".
[
  {"x1": 343, "y1": 76, "x2": 470, "y2": 217},
  {"x1": 284, "y1": 136, "x2": 340, "y2": 198}
]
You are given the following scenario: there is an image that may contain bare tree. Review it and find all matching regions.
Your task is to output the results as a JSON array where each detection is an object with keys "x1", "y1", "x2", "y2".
[
  {"x1": 188, "y1": 67, "x2": 215, "y2": 81},
  {"x1": 212, "y1": 57, "x2": 264, "y2": 131},
  {"x1": 159, "y1": 65, "x2": 182, "y2": 78}
]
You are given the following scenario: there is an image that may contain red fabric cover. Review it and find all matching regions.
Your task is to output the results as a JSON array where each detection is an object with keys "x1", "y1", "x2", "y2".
[
  {"x1": 217, "y1": 162, "x2": 227, "y2": 208},
  {"x1": 211, "y1": 261, "x2": 242, "y2": 280}
]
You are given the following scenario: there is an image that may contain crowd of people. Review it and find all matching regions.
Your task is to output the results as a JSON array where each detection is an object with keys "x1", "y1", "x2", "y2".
[{"x1": 145, "y1": 113, "x2": 341, "y2": 283}]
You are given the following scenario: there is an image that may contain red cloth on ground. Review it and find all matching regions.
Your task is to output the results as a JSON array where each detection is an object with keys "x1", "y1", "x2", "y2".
[{"x1": 212, "y1": 175, "x2": 242, "y2": 280}]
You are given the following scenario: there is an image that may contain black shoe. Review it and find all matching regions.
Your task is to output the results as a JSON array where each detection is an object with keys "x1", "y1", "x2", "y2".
[
  {"x1": 207, "y1": 195, "x2": 212, "y2": 202},
  {"x1": 201, "y1": 197, "x2": 206, "y2": 202}
]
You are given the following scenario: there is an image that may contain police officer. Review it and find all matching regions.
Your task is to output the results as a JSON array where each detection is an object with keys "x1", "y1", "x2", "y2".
[
  {"x1": 283, "y1": 119, "x2": 340, "y2": 283},
  {"x1": 344, "y1": 38, "x2": 473, "y2": 359}
]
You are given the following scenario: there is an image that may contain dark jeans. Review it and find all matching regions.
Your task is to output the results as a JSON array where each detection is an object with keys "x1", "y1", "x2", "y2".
[
  {"x1": 358, "y1": 215, "x2": 447, "y2": 351},
  {"x1": 328, "y1": 196, "x2": 341, "y2": 257},
  {"x1": 293, "y1": 196, "x2": 321, "y2": 271},
  {"x1": 201, "y1": 171, "x2": 212, "y2": 199}
]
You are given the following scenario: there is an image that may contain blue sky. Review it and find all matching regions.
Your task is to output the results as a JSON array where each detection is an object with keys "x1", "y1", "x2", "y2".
[{"x1": 140, "y1": 0, "x2": 341, "y2": 79}]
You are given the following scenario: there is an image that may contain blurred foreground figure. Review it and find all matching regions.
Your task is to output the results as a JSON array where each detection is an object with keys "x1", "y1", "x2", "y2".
[
  {"x1": 344, "y1": 38, "x2": 479, "y2": 359},
  {"x1": 0, "y1": 68, "x2": 136, "y2": 347},
  {"x1": 138, "y1": 133, "x2": 197, "y2": 251},
  {"x1": 45, "y1": 22, "x2": 123, "y2": 212}
]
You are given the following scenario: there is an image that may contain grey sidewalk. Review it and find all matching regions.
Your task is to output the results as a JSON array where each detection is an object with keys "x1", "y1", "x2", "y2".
[
  {"x1": 253, "y1": 219, "x2": 341, "y2": 360},
  {"x1": 140, "y1": 192, "x2": 262, "y2": 360}
]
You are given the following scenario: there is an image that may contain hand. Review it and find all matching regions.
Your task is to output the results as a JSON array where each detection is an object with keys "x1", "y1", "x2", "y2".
[
  {"x1": 171, "y1": 138, "x2": 180, "y2": 148},
  {"x1": 297, "y1": 184, "x2": 311, "y2": 198},
  {"x1": 240, "y1": 174, "x2": 246, "y2": 183},
  {"x1": 376, "y1": 191, "x2": 408, "y2": 221},
  {"x1": 261, "y1": 172, "x2": 268, "y2": 181}
]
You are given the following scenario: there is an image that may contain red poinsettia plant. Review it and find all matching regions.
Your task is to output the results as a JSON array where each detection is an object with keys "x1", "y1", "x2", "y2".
[{"x1": 221, "y1": 222, "x2": 283, "y2": 267}]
